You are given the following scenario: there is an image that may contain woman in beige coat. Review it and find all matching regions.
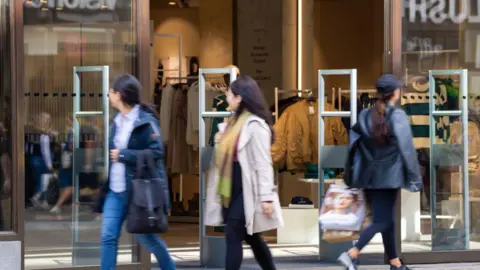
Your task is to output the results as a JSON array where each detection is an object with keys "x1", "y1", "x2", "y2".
[{"x1": 205, "y1": 75, "x2": 283, "y2": 270}]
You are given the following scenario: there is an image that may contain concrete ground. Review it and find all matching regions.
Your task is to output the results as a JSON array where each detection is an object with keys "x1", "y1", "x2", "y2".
[{"x1": 171, "y1": 262, "x2": 480, "y2": 269}]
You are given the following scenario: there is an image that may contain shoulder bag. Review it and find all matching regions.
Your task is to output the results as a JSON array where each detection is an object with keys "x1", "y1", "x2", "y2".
[{"x1": 126, "y1": 150, "x2": 168, "y2": 234}]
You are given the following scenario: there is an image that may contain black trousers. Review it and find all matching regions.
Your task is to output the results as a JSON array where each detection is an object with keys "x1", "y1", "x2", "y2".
[
  {"x1": 354, "y1": 189, "x2": 398, "y2": 260},
  {"x1": 225, "y1": 218, "x2": 276, "y2": 270},
  {"x1": 224, "y1": 162, "x2": 276, "y2": 270}
]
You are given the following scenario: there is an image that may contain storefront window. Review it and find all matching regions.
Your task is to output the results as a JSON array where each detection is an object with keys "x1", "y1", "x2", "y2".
[
  {"x1": 0, "y1": 0, "x2": 13, "y2": 232},
  {"x1": 401, "y1": 0, "x2": 480, "y2": 252},
  {"x1": 22, "y1": 0, "x2": 136, "y2": 268}
]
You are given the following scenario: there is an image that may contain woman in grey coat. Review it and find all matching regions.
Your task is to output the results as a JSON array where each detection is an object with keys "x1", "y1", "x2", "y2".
[{"x1": 338, "y1": 74, "x2": 422, "y2": 270}]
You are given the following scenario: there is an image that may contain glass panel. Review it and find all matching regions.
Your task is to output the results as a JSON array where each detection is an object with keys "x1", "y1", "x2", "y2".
[
  {"x1": 400, "y1": 0, "x2": 480, "y2": 253},
  {"x1": 401, "y1": 116, "x2": 475, "y2": 252},
  {"x1": 23, "y1": 1, "x2": 136, "y2": 268},
  {"x1": 0, "y1": 0, "x2": 12, "y2": 232}
]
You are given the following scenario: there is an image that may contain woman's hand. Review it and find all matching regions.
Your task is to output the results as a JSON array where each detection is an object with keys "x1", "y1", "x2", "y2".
[
  {"x1": 261, "y1": 202, "x2": 274, "y2": 218},
  {"x1": 214, "y1": 132, "x2": 224, "y2": 144},
  {"x1": 110, "y1": 149, "x2": 120, "y2": 162}
]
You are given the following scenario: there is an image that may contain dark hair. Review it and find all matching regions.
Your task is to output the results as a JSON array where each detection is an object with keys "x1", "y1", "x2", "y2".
[
  {"x1": 111, "y1": 74, "x2": 158, "y2": 118},
  {"x1": 371, "y1": 91, "x2": 395, "y2": 145},
  {"x1": 189, "y1": 57, "x2": 199, "y2": 75},
  {"x1": 230, "y1": 75, "x2": 275, "y2": 143}
]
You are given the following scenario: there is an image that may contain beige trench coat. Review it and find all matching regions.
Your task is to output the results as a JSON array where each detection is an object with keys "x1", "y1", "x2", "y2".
[{"x1": 204, "y1": 115, "x2": 284, "y2": 235}]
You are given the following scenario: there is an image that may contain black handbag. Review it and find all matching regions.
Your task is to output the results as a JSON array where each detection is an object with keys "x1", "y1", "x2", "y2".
[
  {"x1": 126, "y1": 150, "x2": 168, "y2": 234},
  {"x1": 46, "y1": 174, "x2": 60, "y2": 205}
]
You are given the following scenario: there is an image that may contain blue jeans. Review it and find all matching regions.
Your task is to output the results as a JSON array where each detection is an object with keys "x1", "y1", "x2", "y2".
[
  {"x1": 30, "y1": 155, "x2": 49, "y2": 194},
  {"x1": 101, "y1": 190, "x2": 176, "y2": 270}
]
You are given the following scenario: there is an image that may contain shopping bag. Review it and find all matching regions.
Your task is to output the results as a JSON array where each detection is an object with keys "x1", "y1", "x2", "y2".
[
  {"x1": 322, "y1": 202, "x2": 371, "y2": 243},
  {"x1": 319, "y1": 185, "x2": 366, "y2": 232}
]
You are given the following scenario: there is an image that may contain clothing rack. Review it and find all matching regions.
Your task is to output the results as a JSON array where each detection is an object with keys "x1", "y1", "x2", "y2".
[
  {"x1": 153, "y1": 34, "x2": 183, "y2": 84},
  {"x1": 165, "y1": 76, "x2": 198, "y2": 84},
  {"x1": 334, "y1": 87, "x2": 376, "y2": 111},
  {"x1": 273, "y1": 87, "x2": 314, "y2": 122},
  {"x1": 163, "y1": 76, "x2": 199, "y2": 203}
]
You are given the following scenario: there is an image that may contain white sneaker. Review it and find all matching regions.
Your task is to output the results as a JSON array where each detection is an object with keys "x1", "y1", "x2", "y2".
[
  {"x1": 50, "y1": 206, "x2": 61, "y2": 214},
  {"x1": 39, "y1": 201, "x2": 50, "y2": 210},
  {"x1": 30, "y1": 193, "x2": 42, "y2": 208}
]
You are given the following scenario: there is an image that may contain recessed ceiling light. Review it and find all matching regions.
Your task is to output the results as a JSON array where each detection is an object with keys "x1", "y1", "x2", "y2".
[{"x1": 168, "y1": 1, "x2": 176, "y2": 6}]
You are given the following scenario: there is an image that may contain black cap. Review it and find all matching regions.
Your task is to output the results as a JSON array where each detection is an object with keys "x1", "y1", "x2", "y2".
[{"x1": 376, "y1": 74, "x2": 403, "y2": 93}]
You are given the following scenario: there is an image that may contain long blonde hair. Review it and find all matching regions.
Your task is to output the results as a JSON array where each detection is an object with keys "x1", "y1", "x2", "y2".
[{"x1": 36, "y1": 112, "x2": 52, "y2": 133}]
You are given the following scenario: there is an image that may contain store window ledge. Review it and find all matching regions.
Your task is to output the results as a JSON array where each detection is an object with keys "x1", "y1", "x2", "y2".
[{"x1": 0, "y1": 231, "x2": 22, "y2": 241}]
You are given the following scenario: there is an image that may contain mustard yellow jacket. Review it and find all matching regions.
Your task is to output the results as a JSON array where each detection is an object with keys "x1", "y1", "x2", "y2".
[{"x1": 271, "y1": 100, "x2": 347, "y2": 170}]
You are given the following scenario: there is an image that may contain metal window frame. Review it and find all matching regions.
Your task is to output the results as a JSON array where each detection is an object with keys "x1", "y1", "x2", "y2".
[
  {"x1": 198, "y1": 67, "x2": 236, "y2": 268},
  {"x1": 71, "y1": 66, "x2": 110, "y2": 267},
  {"x1": 428, "y1": 69, "x2": 469, "y2": 249},
  {"x1": 317, "y1": 69, "x2": 357, "y2": 261}
]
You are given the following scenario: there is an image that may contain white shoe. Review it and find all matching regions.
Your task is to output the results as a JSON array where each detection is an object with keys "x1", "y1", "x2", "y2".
[
  {"x1": 39, "y1": 201, "x2": 50, "y2": 210},
  {"x1": 50, "y1": 206, "x2": 61, "y2": 214},
  {"x1": 30, "y1": 193, "x2": 42, "y2": 207}
]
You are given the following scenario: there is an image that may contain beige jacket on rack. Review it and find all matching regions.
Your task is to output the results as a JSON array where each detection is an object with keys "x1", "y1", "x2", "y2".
[{"x1": 204, "y1": 115, "x2": 284, "y2": 235}]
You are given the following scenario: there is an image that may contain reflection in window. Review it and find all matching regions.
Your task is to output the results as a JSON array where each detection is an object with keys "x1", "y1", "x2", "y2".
[
  {"x1": 0, "y1": 0, "x2": 12, "y2": 232},
  {"x1": 22, "y1": 0, "x2": 136, "y2": 268}
]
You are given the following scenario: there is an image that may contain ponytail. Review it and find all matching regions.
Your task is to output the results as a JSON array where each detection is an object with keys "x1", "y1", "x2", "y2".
[{"x1": 371, "y1": 92, "x2": 394, "y2": 145}]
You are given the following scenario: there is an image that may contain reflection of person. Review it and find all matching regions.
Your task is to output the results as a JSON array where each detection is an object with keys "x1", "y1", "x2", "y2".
[
  {"x1": 30, "y1": 112, "x2": 54, "y2": 209},
  {"x1": 205, "y1": 75, "x2": 282, "y2": 270},
  {"x1": 187, "y1": 57, "x2": 199, "y2": 86},
  {"x1": 0, "y1": 121, "x2": 11, "y2": 231},
  {"x1": 338, "y1": 74, "x2": 422, "y2": 270},
  {"x1": 50, "y1": 118, "x2": 73, "y2": 213},
  {"x1": 95, "y1": 74, "x2": 175, "y2": 270},
  {"x1": 50, "y1": 117, "x2": 101, "y2": 214}
]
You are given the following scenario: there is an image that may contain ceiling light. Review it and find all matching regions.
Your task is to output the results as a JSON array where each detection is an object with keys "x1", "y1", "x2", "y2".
[{"x1": 168, "y1": 1, "x2": 176, "y2": 6}]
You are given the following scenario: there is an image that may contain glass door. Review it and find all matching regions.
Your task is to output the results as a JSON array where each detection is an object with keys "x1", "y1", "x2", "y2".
[{"x1": 22, "y1": 1, "x2": 140, "y2": 268}]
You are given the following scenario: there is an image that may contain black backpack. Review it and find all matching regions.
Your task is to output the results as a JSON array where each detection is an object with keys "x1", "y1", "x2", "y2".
[{"x1": 126, "y1": 150, "x2": 168, "y2": 234}]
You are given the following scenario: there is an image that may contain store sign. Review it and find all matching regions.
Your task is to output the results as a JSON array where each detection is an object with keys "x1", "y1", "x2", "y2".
[
  {"x1": 24, "y1": 0, "x2": 117, "y2": 10},
  {"x1": 405, "y1": 0, "x2": 480, "y2": 24},
  {"x1": 236, "y1": 0, "x2": 282, "y2": 104}
]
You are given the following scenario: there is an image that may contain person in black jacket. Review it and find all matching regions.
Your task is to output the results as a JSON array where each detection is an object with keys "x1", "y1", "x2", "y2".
[
  {"x1": 96, "y1": 74, "x2": 175, "y2": 270},
  {"x1": 338, "y1": 74, "x2": 422, "y2": 270}
]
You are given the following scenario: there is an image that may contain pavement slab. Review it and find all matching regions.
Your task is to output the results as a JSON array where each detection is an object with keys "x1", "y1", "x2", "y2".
[{"x1": 170, "y1": 262, "x2": 480, "y2": 270}]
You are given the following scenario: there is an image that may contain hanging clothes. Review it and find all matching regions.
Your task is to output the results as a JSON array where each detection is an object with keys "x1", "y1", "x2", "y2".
[
  {"x1": 208, "y1": 94, "x2": 229, "y2": 146},
  {"x1": 186, "y1": 81, "x2": 218, "y2": 149},
  {"x1": 271, "y1": 100, "x2": 347, "y2": 171},
  {"x1": 401, "y1": 78, "x2": 458, "y2": 148},
  {"x1": 159, "y1": 84, "x2": 175, "y2": 143},
  {"x1": 167, "y1": 89, "x2": 190, "y2": 174},
  {"x1": 269, "y1": 96, "x2": 302, "y2": 124}
]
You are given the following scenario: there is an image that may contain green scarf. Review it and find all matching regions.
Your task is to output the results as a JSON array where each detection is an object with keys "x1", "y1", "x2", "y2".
[{"x1": 215, "y1": 110, "x2": 251, "y2": 207}]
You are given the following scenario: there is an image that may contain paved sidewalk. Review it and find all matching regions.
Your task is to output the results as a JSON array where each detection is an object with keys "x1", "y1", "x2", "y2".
[{"x1": 171, "y1": 262, "x2": 480, "y2": 269}]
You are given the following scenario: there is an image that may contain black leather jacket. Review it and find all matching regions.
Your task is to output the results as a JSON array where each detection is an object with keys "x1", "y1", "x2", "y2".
[{"x1": 348, "y1": 106, "x2": 422, "y2": 191}]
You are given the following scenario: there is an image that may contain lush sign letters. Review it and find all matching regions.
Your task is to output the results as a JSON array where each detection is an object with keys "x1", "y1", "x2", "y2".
[{"x1": 405, "y1": 0, "x2": 480, "y2": 24}]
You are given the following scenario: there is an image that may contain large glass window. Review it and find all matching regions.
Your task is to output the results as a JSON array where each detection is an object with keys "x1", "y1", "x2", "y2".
[
  {"x1": 0, "y1": 0, "x2": 13, "y2": 232},
  {"x1": 22, "y1": 0, "x2": 136, "y2": 268},
  {"x1": 401, "y1": 0, "x2": 480, "y2": 253}
]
